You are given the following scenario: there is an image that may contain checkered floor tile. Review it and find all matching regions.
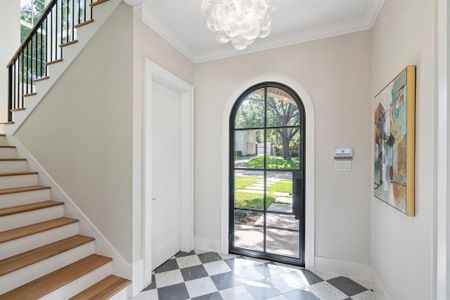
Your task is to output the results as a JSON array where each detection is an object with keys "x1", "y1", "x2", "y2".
[{"x1": 134, "y1": 250, "x2": 373, "y2": 300}]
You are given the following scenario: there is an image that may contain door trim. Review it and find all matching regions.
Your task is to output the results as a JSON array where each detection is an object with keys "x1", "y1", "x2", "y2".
[
  {"x1": 141, "y1": 59, "x2": 194, "y2": 287},
  {"x1": 220, "y1": 74, "x2": 315, "y2": 270}
]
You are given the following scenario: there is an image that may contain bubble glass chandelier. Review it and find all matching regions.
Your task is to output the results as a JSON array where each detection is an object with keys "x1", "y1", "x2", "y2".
[{"x1": 201, "y1": 0, "x2": 275, "y2": 50}]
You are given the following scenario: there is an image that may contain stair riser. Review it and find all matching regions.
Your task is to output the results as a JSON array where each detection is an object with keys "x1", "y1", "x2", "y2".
[
  {"x1": 0, "y1": 189, "x2": 51, "y2": 208},
  {"x1": 0, "y1": 148, "x2": 16, "y2": 158},
  {"x1": 0, "y1": 161, "x2": 27, "y2": 172},
  {"x1": 0, "y1": 138, "x2": 9, "y2": 146},
  {"x1": 109, "y1": 286, "x2": 129, "y2": 300},
  {"x1": 0, "y1": 205, "x2": 63, "y2": 231},
  {"x1": 0, "y1": 174, "x2": 39, "y2": 189},
  {"x1": 0, "y1": 241, "x2": 95, "y2": 293},
  {"x1": 0, "y1": 222, "x2": 79, "y2": 259},
  {"x1": 41, "y1": 262, "x2": 113, "y2": 300}
]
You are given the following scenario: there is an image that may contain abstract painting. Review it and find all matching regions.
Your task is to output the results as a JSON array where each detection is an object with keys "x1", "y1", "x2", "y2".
[{"x1": 374, "y1": 66, "x2": 416, "y2": 216}]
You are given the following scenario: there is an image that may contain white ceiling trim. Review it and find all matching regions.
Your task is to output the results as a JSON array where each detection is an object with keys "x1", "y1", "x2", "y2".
[{"x1": 133, "y1": 0, "x2": 385, "y2": 64}]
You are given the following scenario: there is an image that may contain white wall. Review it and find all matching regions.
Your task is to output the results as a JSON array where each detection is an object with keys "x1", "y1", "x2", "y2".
[
  {"x1": 16, "y1": 3, "x2": 135, "y2": 262},
  {"x1": 0, "y1": 0, "x2": 20, "y2": 121},
  {"x1": 370, "y1": 1, "x2": 435, "y2": 299},
  {"x1": 194, "y1": 31, "x2": 372, "y2": 267},
  {"x1": 131, "y1": 5, "x2": 195, "y2": 266}
]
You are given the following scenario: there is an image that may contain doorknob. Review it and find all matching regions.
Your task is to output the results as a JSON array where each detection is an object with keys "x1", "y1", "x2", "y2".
[{"x1": 152, "y1": 197, "x2": 157, "y2": 201}]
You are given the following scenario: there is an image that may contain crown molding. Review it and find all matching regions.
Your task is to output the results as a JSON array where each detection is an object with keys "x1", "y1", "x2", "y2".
[{"x1": 137, "y1": 0, "x2": 385, "y2": 64}]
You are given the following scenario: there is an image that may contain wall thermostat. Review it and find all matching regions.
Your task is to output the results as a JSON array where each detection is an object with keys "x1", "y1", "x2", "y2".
[{"x1": 334, "y1": 147, "x2": 353, "y2": 160}]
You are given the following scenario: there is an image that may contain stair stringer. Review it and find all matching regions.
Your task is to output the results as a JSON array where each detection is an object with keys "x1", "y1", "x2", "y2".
[
  {"x1": 4, "y1": 0, "x2": 122, "y2": 136},
  {"x1": 7, "y1": 135, "x2": 132, "y2": 295}
]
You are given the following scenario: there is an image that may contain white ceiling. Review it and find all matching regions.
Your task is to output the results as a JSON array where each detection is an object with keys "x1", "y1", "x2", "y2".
[{"x1": 139, "y1": 0, "x2": 385, "y2": 63}]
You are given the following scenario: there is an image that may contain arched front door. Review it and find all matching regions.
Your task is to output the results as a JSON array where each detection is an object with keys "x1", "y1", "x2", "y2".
[{"x1": 229, "y1": 82, "x2": 306, "y2": 266}]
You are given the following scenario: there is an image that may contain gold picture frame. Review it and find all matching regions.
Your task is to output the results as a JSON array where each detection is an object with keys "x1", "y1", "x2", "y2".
[{"x1": 373, "y1": 65, "x2": 416, "y2": 216}]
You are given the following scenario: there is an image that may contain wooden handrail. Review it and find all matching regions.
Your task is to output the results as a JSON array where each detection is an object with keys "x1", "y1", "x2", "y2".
[{"x1": 6, "y1": 0, "x2": 58, "y2": 67}]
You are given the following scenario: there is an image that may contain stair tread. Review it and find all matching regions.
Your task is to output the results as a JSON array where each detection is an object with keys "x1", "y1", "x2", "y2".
[
  {"x1": 0, "y1": 158, "x2": 26, "y2": 161},
  {"x1": 0, "y1": 171, "x2": 38, "y2": 177},
  {"x1": 70, "y1": 275, "x2": 131, "y2": 300},
  {"x1": 0, "y1": 185, "x2": 50, "y2": 196},
  {"x1": 0, "y1": 234, "x2": 94, "y2": 276},
  {"x1": 0, "y1": 200, "x2": 61, "y2": 217},
  {"x1": 0, "y1": 146, "x2": 15, "y2": 149},
  {"x1": 0, "y1": 217, "x2": 78, "y2": 244},
  {"x1": 0, "y1": 254, "x2": 112, "y2": 299},
  {"x1": 74, "y1": 19, "x2": 94, "y2": 29},
  {"x1": 90, "y1": 0, "x2": 109, "y2": 7}
]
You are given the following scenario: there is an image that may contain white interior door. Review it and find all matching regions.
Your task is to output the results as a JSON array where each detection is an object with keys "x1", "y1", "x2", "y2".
[{"x1": 151, "y1": 81, "x2": 182, "y2": 269}]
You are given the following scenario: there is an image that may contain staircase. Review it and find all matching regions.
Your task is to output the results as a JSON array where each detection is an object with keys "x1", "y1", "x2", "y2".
[
  {"x1": 0, "y1": 134, "x2": 130, "y2": 299},
  {"x1": 0, "y1": 0, "x2": 131, "y2": 297}
]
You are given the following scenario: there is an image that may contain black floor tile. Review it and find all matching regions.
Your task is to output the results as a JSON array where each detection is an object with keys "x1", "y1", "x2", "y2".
[
  {"x1": 157, "y1": 283, "x2": 190, "y2": 300},
  {"x1": 300, "y1": 269, "x2": 324, "y2": 285},
  {"x1": 327, "y1": 276, "x2": 368, "y2": 296},
  {"x1": 175, "y1": 250, "x2": 196, "y2": 258},
  {"x1": 155, "y1": 259, "x2": 179, "y2": 274},
  {"x1": 143, "y1": 274, "x2": 156, "y2": 291},
  {"x1": 181, "y1": 264, "x2": 209, "y2": 281},
  {"x1": 198, "y1": 252, "x2": 222, "y2": 264},
  {"x1": 210, "y1": 271, "x2": 242, "y2": 290},
  {"x1": 284, "y1": 289, "x2": 320, "y2": 300}
]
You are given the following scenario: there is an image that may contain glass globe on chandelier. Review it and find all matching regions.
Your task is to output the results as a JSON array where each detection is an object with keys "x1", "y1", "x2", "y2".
[{"x1": 201, "y1": 0, "x2": 275, "y2": 50}]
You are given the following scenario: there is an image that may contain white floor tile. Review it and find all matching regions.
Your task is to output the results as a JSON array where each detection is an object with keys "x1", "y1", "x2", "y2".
[
  {"x1": 176, "y1": 255, "x2": 202, "y2": 269},
  {"x1": 267, "y1": 272, "x2": 310, "y2": 293},
  {"x1": 185, "y1": 277, "x2": 218, "y2": 298},
  {"x1": 310, "y1": 281, "x2": 348, "y2": 300},
  {"x1": 132, "y1": 289, "x2": 158, "y2": 300},
  {"x1": 352, "y1": 290, "x2": 375, "y2": 300},
  {"x1": 220, "y1": 286, "x2": 255, "y2": 300},
  {"x1": 204, "y1": 260, "x2": 232, "y2": 275},
  {"x1": 155, "y1": 269, "x2": 184, "y2": 288}
]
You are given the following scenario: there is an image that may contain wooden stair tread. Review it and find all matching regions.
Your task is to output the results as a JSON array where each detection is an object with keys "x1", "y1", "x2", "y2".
[
  {"x1": 0, "y1": 185, "x2": 50, "y2": 196},
  {"x1": 70, "y1": 275, "x2": 131, "y2": 300},
  {"x1": 10, "y1": 108, "x2": 25, "y2": 112},
  {"x1": 0, "y1": 200, "x2": 60, "y2": 217},
  {"x1": 0, "y1": 217, "x2": 78, "y2": 244},
  {"x1": 0, "y1": 171, "x2": 38, "y2": 177},
  {"x1": 47, "y1": 58, "x2": 63, "y2": 65},
  {"x1": 0, "y1": 254, "x2": 112, "y2": 299},
  {"x1": 74, "y1": 19, "x2": 94, "y2": 29},
  {"x1": 0, "y1": 146, "x2": 15, "y2": 149},
  {"x1": 60, "y1": 40, "x2": 78, "y2": 48},
  {"x1": 0, "y1": 122, "x2": 14, "y2": 125},
  {"x1": 23, "y1": 92, "x2": 37, "y2": 97},
  {"x1": 90, "y1": 0, "x2": 109, "y2": 7},
  {"x1": 0, "y1": 234, "x2": 94, "y2": 276},
  {"x1": 0, "y1": 158, "x2": 26, "y2": 161},
  {"x1": 34, "y1": 76, "x2": 49, "y2": 82}
]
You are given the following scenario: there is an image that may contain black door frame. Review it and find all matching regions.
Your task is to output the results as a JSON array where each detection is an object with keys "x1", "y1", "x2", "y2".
[{"x1": 229, "y1": 81, "x2": 306, "y2": 266}]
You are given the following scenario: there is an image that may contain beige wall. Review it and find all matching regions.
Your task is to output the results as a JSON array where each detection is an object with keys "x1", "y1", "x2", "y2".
[
  {"x1": 194, "y1": 31, "x2": 372, "y2": 265},
  {"x1": 16, "y1": 4, "x2": 135, "y2": 262},
  {"x1": 0, "y1": 0, "x2": 20, "y2": 121},
  {"x1": 370, "y1": 0, "x2": 435, "y2": 299}
]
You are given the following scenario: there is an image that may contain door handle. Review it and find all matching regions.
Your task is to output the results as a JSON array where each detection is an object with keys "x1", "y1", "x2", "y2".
[{"x1": 152, "y1": 197, "x2": 157, "y2": 201}]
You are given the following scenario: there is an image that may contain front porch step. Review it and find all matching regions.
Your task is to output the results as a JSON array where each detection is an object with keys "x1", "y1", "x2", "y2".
[
  {"x1": 70, "y1": 275, "x2": 131, "y2": 300},
  {"x1": 0, "y1": 254, "x2": 113, "y2": 299}
]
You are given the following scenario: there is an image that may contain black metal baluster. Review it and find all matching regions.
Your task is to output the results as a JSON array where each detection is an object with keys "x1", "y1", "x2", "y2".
[
  {"x1": 30, "y1": 36, "x2": 34, "y2": 94},
  {"x1": 90, "y1": 0, "x2": 93, "y2": 20},
  {"x1": 45, "y1": 19, "x2": 48, "y2": 75},
  {"x1": 12, "y1": 63, "x2": 16, "y2": 112},
  {"x1": 66, "y1": 0, "x2": 69, "y2": 43},
  {"x1": 55, "y1": 1, "x2": 58, "y2": 59},
  {"x1": 21, "y1": 52, "x2": 24, "y2": 107},
  {"x1": 8, "y1": 66, "x2": 12, "y2": 120},
  {"x1": 40, "y1": 24, "x2": 43, "y2": 77},
  {"x1": 84, "y1": 0, "x2": 86, "y2": 22},
  {"x1": 72, "y1": 0, "x2": 75, "y2": 40},
  {"x1": 25, "y1": 46, "x2": 28, "y2": 97},
  {"x1": 78, "y1": 0, "x2": 81, "y2": 24},
  {"x1": 60, "y1": 0, "x2": 63, "y2": 57}
]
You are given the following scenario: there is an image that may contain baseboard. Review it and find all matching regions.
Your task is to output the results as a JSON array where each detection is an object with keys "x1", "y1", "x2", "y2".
[
  {"x1": 194, "y1": 236, "x2": 222, "y2": 253},
  {"x1": 131, "y1": 259, "x2": 144, "y2": 297},
  {"x1": 314, "y1": 256, "x2": 372, "y2": 282},
  {"x1": 370, "y1": 268, "x2": 391, "y2": 300},
  {"x1": 9, "y1": 135, "x2": 132, "y2": 280}
]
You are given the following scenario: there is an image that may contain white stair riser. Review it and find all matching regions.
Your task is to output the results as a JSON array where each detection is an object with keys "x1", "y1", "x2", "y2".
[
  {"x1": 0, "y1": 205, "x2": 63, "y2": 231},
  {"x1": 0, "y1": 138, "x2": 9, "y2": 146},
  {"x1": 0, "y1": 148, "x2": 16, "y2": 158},
  {"x1": 0, "y1": 189, "x2": 51, "y2": 208},
  {"x1": 0, "y1": 174, "x2": 38, "y2": 189},
  {"x1": 0, "y1": 222, "x2": 79, "y2": 259},
  {"x1": 42, "y1": 262, "x2": 113, "y2": 300},
  {"x1": 109, "y1": 286, "x2": 129, "y2": 300},
  {"x1": 0, "y1": 241, "x2": 95, "y2": 293},
  {"x1": 0, "y1": 161, "x2": 27, "y2": 172}
]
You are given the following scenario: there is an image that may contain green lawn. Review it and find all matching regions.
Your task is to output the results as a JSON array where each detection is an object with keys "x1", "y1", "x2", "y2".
[
  {"x1": 234, "y1": 175, "x2": 291, "y2": 210},
  {"x1": 246, "y1": 156, "x2": 299, "y2": 169},
  {"x1": 267, "y1": 180, "x2": 292, "y2": 194}
]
